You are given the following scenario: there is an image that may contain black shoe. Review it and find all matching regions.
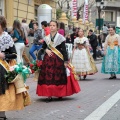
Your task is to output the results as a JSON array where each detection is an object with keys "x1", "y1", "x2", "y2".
[
  {"x1": 109, "y1": 76, "x2": 114, "y2": 79},
  {"x1": 0, "y1": 117, "x2": 7, "y2": 120},
  {"x1": 83, "y1": 75, "x2": 87, "y2": 80},
  {"x1": 46, "y1": 97, "x2": 52, "y2": 103},
  {"x1": 113, "y1": 76, "x2": 117, "y2": 79},
  {"x1": 58, "y1": 97, "x2": 63, "y2": 100}
]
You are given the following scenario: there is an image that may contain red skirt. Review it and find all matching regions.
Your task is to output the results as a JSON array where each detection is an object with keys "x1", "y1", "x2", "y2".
[{"x1": 36, "y1": 67, "x2": 81, "y2": 97}]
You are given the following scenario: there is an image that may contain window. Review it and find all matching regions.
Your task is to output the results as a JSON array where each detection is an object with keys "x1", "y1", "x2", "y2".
[
  {"x1": 35, "y1": 5, "x2": 39, "y2": 21},
  {"x1": 105, "y1": 11, "x2": 114, "y2": 22}
]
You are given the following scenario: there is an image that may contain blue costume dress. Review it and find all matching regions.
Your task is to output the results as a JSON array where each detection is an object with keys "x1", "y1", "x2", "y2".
[{"x1": 101, "y1": 34, "x2": 120, "y2": 74}]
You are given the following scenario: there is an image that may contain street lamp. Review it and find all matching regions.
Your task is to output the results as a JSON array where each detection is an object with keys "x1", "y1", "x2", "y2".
[{"x1": 96, "y1": 0, "x2": 104, "y2": 34}]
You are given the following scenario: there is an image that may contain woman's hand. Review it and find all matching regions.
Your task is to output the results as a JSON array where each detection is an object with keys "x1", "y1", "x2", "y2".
[
  {"x1": 0, "y1": 52, "x2": 5, "y2": 59},
  {"x1": 45, "y1": 49, "x2": 53, "y2": 57}
]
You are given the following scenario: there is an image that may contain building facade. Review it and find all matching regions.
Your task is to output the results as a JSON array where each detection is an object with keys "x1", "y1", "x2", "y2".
[
  {"x1": 1, "y1": 0, "x2": 56, "y2": 27},
  {"x1": 103, "y1": 0, "x2": 120, "y2": 27},
  {"x1": 76, "y1": 0, "x2": 120, "y2": 27}
]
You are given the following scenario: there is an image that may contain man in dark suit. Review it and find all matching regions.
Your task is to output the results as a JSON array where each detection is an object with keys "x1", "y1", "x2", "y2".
[
  {"x1": 70, "y1": 28, "x2": 77, "y2": 45},
  {"x1": 87, "y1": 29, "x2": 98, "y2": 60}
]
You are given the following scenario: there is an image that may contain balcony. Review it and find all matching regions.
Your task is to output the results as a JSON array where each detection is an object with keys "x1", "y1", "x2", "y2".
[{"x1": 104, "y1": 0, "x2": 120, "y2": 8}]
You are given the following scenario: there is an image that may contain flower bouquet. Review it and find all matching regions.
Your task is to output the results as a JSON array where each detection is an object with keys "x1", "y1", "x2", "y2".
[
  {"x1": 30, "y1": 60, "x2": 42, "y2": 81},
  {"x1": 5, "y1": 63, "x2": 31, "y2": 94}
]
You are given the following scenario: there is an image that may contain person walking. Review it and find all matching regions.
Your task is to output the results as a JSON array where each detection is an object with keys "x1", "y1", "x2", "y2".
[
  {"x1": 36, "y1": 20, "x2": 80, "y2": 102},
  {"x1": 101, "y1": 26, "x2": 120, "y2": 79},
  {"x1": 72, "y1": 29, "x2": 97, "y2": 80},
  {"x1": 88, "y1": 29, "x2": 98, "y2": 60},
  {"x1": 21, "y1": 19, "x2": 31, "y2": 65},
  {"x1": 29, "y1": 22, "x2": 43, "y2": 60},
  {"x1": 12, "y1": 20, "x2": 25, "y2": 64}
]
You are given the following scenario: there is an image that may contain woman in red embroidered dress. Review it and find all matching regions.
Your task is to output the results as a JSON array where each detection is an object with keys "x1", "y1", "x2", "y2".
[{"x1": 36, "y1": 20, "x2": 80, "y2": 102}]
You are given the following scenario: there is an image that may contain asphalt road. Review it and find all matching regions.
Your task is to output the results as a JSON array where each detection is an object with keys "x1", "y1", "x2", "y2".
[{"x1": 6, "y1": 63, "x2": 120, "y2": 120}]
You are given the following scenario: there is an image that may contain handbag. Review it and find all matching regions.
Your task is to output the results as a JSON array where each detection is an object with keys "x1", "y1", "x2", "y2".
[{"x1": 24, "y1": 38, "x2": 29, "y2": 45}]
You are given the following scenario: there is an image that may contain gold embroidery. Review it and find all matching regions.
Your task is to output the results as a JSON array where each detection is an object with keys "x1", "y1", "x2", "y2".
[
  {"x1": 0, "y1": 59, "x2": 9, "y2": 71},
  {"x1": 48, "y1": 44, "x2": 64, "y2": 60}
]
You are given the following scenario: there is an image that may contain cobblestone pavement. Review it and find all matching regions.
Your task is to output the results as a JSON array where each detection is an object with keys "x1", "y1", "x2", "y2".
[{"x1": 6, "y1": 63, "x2": 120, "y2": 120}]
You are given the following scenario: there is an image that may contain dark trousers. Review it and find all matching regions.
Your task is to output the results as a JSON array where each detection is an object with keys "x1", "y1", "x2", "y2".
[
  {"x1": 92, "y1": 46, "x2": 97, "y2": 60},
  {"x1": 103, "y1": 33, "x2": 107, "y2": 42}
]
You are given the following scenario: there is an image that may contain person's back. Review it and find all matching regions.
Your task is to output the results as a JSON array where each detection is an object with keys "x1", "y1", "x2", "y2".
[
  {"x1": 21, "y1": 19, "x2": 29, "y2": 38},
  {"x1": 21, "y1": 22, "x2": 29, "y2": 38},
  {"x1": 12, "y1": 29, "x2": 24, "y2": 43},
  {"x1": 70, "y1": 32, "x2": 77, "y2": 44},
  {"x1": 58, "y1": 29, "x2": 65, "y2": 36},
  {"x1": 88, "y1": 33, "x2": 98, "y2": 47},
  {"x1": 103, "y1": 25, "x2": 108, "y2": 34}
]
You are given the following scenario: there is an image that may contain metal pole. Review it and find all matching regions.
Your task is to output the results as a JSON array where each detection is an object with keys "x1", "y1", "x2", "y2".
[{"x1": 98, "y1": 6, "x2": 101, "y2": 34}]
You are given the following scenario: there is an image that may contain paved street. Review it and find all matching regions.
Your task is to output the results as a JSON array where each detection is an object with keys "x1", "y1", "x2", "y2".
[{"x1": 6, "y1": 63, "x2": 120, "y2": 120}]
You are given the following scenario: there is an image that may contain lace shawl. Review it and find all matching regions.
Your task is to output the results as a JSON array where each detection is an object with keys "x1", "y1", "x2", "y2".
[
  {"x1": 0, "y1": 32, "x2": 14, "y2": 52},
  {"x1": 74, "y1": 37, "x2": 89, "y2": 47},
  {"x1": 44, "y1": 33, "x2": 65, "y2": 47}
]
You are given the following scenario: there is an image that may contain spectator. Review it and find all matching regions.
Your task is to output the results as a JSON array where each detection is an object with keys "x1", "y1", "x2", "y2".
[
  {"x1": 21, "y1": 19, "x2": 31, "y2": 65},
  {"x1": 29, "y1": 19, "x2": 34, "y2": 36},
  {"x1": 21, "y1": 19, "x2": 29, "y2": 38},
  {"x1": 70, "y1": 28, "x2": 77, "y2": 44},
  {"x1": 102, "y1": 24, "x2": 108, "y2": 42},
  {"x1": 107, "y1": 23, "x2": 110, "y2": 28},
  {"x1": 41, "y1": 21, "x2": 50, "y2": 36},
  {"x1": 68, "y1": 25, "x2": 73, "y2": 34},
  {"x1": 66, "y1": 34, "x2": 72, "y2": 44},
  {"x1": 88, "y1": 29, "x2": 98, "y2": 60},
  {"x1": 12, "y1": 20, "x2": 25, "y2": 63},
  {"x1": 98, "y1": 32, "x2": 103, "y2": 49},
  {"x1": 58, "y1": 22, "x2": 65, "y2": 36},
  {"x1": 29, "y1": 22, "x2": 43, "y2": 60},
  {"x1": 29, "y1": 19, "x2": 34, "y2": 29}
]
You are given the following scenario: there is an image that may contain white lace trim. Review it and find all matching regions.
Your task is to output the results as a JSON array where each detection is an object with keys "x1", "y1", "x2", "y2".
[
  {"x1": 44, "y1": 33, "x2": 65, "y2": 47},
  {"x1": 0, "y1": 32, "x2": 14, "y2": 51}
]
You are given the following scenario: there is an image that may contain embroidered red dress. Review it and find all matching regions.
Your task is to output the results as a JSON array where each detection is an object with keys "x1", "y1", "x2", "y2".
[{"x1": 36, "y1": 33, "x2": 80, "y2": 97}]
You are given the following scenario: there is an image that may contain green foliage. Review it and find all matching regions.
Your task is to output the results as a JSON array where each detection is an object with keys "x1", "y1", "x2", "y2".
[
  {"x1": 56, "y1": 8, "x2": 62, "y2": 20},
  {"x1": 4, "y1": 71, "x2": 18, "y2": 83}
]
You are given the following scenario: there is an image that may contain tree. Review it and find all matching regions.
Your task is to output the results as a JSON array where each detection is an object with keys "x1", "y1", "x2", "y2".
[
  {"x1": 77, "y1": 0, "x2": 95, "y2": 20},
  {"x1": 56, "y1": 8, "x2": 62, "y2": 19},
  {"x1": 56, "y1": 0, "x2": 71, "y2": 10},
  {"x1": 56, "y1": 0, "x2": 71, "y2": 19}
]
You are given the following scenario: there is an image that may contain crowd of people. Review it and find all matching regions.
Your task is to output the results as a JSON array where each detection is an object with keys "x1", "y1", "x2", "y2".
[{"x1": 0, "y1": 14, "x2": 119, "y2": 119}]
